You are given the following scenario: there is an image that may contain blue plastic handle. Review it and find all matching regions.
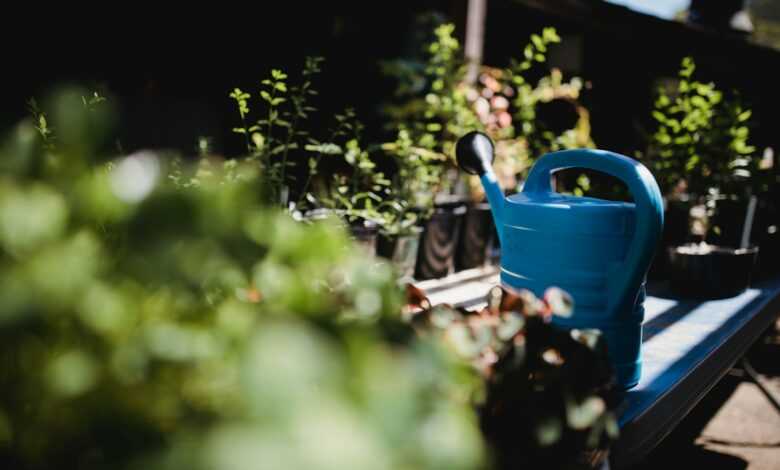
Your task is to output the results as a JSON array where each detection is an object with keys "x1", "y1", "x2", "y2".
[{"x1": 523, "y1": 149, "x2": 664, "y2": 314}]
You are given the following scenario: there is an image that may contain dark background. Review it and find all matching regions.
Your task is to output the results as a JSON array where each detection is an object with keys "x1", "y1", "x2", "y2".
[
  {"x1": 3, "y1": 1, "x2": 779, "y2": 163},
  {"x1": 0, "y1": 2, "x2": 463, "y2": 156}
]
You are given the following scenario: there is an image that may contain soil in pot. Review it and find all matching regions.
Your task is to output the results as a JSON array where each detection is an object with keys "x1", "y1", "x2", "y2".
[
  {"x1": 377, "y1": 227, "x2": 422, "y2": 280},
  {"x1": 454, "y1": 202, "x2": 496, "y2": 271},
  {"x1": 414, "y1": 200, "x2": 467, "y2": 280},
  {"x1": 667, "y1": 243, "x2": 759, "y2": 299}
]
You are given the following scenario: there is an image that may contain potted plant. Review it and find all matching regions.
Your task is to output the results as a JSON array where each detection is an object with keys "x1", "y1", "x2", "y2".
[
  {"x1": 645, "y1": 57, "x2": 769, "y2": 296},
  {"x1": 381, "y1": 23, "x2": 596, "y2": 278},
  {"x1": 298, "y1": 108, "x2": 395, "y2": 256},
  {"x1": 404, "y1": 283, "x2": 619, "y2": 469},
  {"x1": 372, "y1": 145, "x2": 426, "y2": 279},
  {"x1": 228, "y1": 58, "x2": 327, "y2": 209},
  {"x1": 228, "y1": 58, "x2": 394, "y2": 255},
  {"x1": 380, "y1": 125, "x2": 466, "y2": 279},
  {"x1": 380, "y1": 23, "x2": 472, "y2": 279}
]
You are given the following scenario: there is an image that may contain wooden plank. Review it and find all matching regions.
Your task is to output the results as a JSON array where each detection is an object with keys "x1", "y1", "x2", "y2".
[{"x1": 610, "y1": 278, "x2": 780, "y2": 468}]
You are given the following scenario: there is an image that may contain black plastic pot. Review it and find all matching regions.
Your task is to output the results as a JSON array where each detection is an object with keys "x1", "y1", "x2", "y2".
[
  {"x1": 488, "y1": 221, "x2": 501, "y2": 265},
  {"x1": 454, "y1": 202, "x2": 496, "y2": 271},
  {"x1": 706, "y1": 195, "x2": 780, "y2": 282},
  {"x1": 377, "y1": 227, "x2": 422, "y2": 279},
  {"x1": 667, "y1": 244, "x2": 759, "y2": 299},
  {"x1": 349, "y1": 219, "x2": 378, "y2": 256},
  {"x1": 414, "y1": 201, "x2": 467, "y2": 280},
  {"x1": 647, "y1": 198, "x2": 694, "y2": 280},
  {"x1": 304, "y1": 209, "x2": 378, "y2": 255},
  {"x1": 707, "y1": 197, "x2": 749, "y2": 247},
  {"x1": 752, "y1": 195, "x2": 780, "y2": 281}
]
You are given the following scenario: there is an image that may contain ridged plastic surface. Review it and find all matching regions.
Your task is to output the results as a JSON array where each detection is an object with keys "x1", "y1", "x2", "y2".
[{"x1": 505, "y1": 149, "x2": 663, "y2": 389}]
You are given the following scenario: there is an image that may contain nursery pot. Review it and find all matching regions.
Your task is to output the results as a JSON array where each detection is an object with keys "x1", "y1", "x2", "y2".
[
  {"x1": 664, "y1": 197, "x2": 695, "y2": 245},
  {"x1": 304, "y1": 209, "x2": 378, "y2": 256},
  {"x1": 752, "y1": 193, "x2": 780, "y2": 281},
  {"x1": 349, "y1": 219, "x2": 378, "y2": 256},
  {"x1": 707, "y1": 195, "x2": 780, "y2": 281},
  {"x1": 414, "y1": 200, "x2": 467, "y2": 280},
  {"x1": 707, "y1": 197, "x2": 750, "y2": 247},
  {"x1": 667, "y1": 244, "x2": 759, "y2": 299},
  {"x1": 648, "y1": 197, "x2": 693, "y2": 280},
  {"x1": 377, "y1": 227, "x2": 423, "y2": 279},
  {"x1": 454, "y1": 202, "x2": 497, "y2": 271}
]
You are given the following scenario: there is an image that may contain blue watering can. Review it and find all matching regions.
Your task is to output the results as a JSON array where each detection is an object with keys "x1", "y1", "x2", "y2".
[{"x1": 456, "y1": 132, "x2": 664, "y2": 389}]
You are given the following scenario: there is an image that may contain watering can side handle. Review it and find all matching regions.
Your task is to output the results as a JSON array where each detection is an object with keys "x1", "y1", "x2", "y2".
[{"x1": 524, "y1": 149, "x2": 664, "y2": 313}]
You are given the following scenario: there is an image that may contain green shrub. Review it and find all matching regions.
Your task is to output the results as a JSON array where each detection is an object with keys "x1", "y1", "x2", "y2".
[{"x1": 647, "y1": 57, "x2": 763, "y2": 199}]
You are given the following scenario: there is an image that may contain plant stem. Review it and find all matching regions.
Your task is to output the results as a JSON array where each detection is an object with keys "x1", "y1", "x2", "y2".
[
  {"x1": 265, "y1": 87, "x2": 278, "y2": 205},
  {"x1": 279, "y1": 94, "x2": 303, "y2": 198},
  {"x1": 297, "y1": 127, "x2": 340, "y2": 208},
  {"x1": 240, "y1": 113, "x2": 251, "y2": 155}
]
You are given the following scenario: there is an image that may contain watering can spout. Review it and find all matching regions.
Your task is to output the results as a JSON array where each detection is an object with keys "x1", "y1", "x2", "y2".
[{"x1": 456, "y1": 132, "x2": 505, "y2": 245}]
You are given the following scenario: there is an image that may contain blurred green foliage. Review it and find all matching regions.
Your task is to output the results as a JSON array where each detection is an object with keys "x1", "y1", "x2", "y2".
[
  {"x1": 0, "y1": 88, "x2": 486, "y2": 470},
  {"x1": 406, "y1": 285, "x2": 618, "y2": 469}
]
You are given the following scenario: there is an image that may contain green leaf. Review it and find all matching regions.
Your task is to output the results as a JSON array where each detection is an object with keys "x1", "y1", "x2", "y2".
[
  {"x1": 530, "y1": 34, "x2": 545, "y2": 51},
  {"x1": 252, "y1": 133, "x2": 265, "y2": 149},
  {"x1": 680, "y1": 57, "x2": 695, "y2": 78},
  {"x1": 304, "y1": 143, "x2": 342, "y2": 155},
  {"x1": 685, "y1": 154, "x2": 700, "y2": 171},
  {"x1": 690, "y1": 95, "x2": 706, "y2": 108},
  {"x1": 542, "y1": 27, "x2": 561, "y2": 43},
  {"x1": 536, "y1": 416, "x2": 562, "y2": 446},
  {"x1": 271, "y1": 69, "x2": 287, "y2": 80},
  {"x1": 673, "y1": 135, "x2": 692, "y2": 145}
]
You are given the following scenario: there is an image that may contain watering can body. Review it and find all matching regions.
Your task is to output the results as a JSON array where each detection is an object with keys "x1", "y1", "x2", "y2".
[{"x1": 457, "y1": 132, "x2": 664, "y2": 389}]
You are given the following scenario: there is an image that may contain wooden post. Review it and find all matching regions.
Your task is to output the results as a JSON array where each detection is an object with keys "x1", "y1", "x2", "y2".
[{"x1": 464, "y1": 0, "x2": 487, "y2": 84}]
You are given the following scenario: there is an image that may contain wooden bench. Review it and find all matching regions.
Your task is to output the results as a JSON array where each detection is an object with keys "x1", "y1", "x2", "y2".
[{"x1": 414, "y1": 267, "x2": 780, "y2": 469}]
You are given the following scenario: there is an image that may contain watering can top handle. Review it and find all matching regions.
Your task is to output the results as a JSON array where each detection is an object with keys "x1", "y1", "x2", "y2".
[{"x1": 524, "y1": 148, "x2": 665, "y2": 312}]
